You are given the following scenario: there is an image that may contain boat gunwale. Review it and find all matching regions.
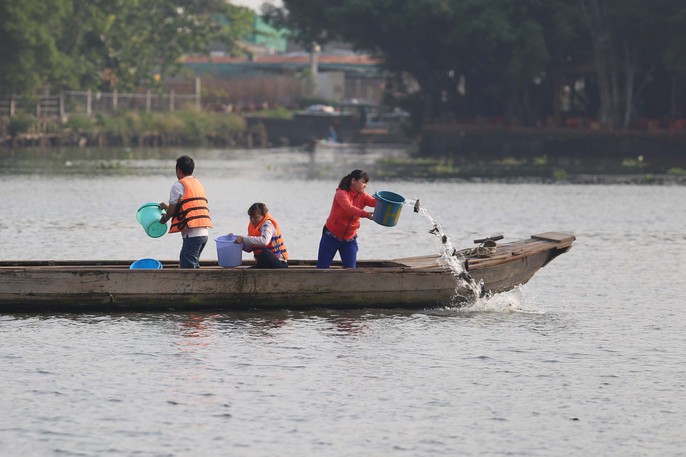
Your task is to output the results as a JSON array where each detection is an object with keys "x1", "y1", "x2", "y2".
[{"x1": 0, "y1": 232, "x2": 575, "y2": 273}]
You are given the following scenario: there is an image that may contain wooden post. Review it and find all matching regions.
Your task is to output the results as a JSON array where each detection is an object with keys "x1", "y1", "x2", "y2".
[
  {"x1": 87, "y1": 89, "x2": 92, "y2": 115},
  {"x1": 195, "y1": 77, "x2": 201, "y2": 111},
  {"x1": 146, "y1": 90, "x2": 152, "y2": 112},
  {"x1": 59, "y1": 93, "x2": 65, "y2": 118},
  {"x1": 9, "y1": 96, "x2": 15, "y2": 117},
  {"x1": 36, "y1": 91, "x2": 43, "y2": 117},
  {"x1": 113, "y1": 89, "x2": 118, "y2": 111},
  {"x1": 309, "y1": 43, "x2": 320, "y2": 97},
  {"x1": 170, "y1": 90, "x2": 175, "y2": 111}
]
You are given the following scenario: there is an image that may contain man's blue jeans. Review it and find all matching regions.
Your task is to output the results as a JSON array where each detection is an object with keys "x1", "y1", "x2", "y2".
[
  {"x1": 317, "y1": 229, "x2": 359, "y2": 269},
  {"x1": 180, "y1": 236, "x2": 208, "y2": 269}
]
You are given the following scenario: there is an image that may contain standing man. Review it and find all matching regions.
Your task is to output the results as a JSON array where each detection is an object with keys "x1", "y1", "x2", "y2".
[{"x1": 160, "y1": 155, "x2": 213, "y2": 268}]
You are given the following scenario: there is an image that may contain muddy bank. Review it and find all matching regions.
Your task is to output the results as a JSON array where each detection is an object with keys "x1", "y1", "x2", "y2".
[
  {"x1": 374, "y1": 154, "x2": 686, "y2": 184},
  {"x1": 420, "y1": 124, "x2": 686, "y2": 170}
]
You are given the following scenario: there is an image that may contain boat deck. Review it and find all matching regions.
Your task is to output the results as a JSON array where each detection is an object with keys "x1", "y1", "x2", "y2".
[
  {"x1": 0, "y1": 258, "x2": 425, "y2": 270},
  {"x1": 0, "y1": 232, "x2": 574, "y2": 272}
]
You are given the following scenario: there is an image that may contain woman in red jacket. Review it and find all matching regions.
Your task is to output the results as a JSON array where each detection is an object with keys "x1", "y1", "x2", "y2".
[{"x1": 317, "y1": 169, "x2": 376, "y2": 269}]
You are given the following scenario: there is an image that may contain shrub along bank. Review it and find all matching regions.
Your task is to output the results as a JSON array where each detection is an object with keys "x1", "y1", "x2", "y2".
[{"x1": 0, "y1": 110, "x2": 266, "y2": 148}]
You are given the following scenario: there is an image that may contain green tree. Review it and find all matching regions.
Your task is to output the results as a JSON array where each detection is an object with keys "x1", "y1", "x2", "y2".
[
  {"x1": 446, "y1": 0, "x2": 584, "y2": 125},
  {"x1": 1, "y1": 0, "x2": 254, "y2": 94},
  {"x1": 264, "y1": 0, "x2": 463, "y2": 122},
  {"x1": 267, "y1": 0, "x2": 686, "y2": 128},
  {"x1": 265, "y1": 0, "x2": 581, "y2": 126},
  {"x1": 659, "y1": 5, "x2": 686, "y2": 120},
  {"x1": 0, "y1": 0, "x2": 72, "y2": 93},
  {"x1": 59, "y1": 0, "x2": 254, "y2": 91},
  {"x1": 580, "y1": 0, "x2": 686, "y2": 128}
]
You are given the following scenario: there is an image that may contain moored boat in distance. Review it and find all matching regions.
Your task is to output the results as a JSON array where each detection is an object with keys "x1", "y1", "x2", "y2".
[{"x1": 0, "y1": 232, "x2": 575, "y2": 313}]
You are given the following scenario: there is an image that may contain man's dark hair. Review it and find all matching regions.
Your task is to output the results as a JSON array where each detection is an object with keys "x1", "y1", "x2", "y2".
[{"x1": 176, "y1": 155, "x2": 195, "y2": 175}]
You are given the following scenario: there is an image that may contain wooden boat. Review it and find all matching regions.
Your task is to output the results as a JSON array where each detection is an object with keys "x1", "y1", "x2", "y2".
[{"x1": 0, "y1": 232, "x2": 574, "y2": 313}]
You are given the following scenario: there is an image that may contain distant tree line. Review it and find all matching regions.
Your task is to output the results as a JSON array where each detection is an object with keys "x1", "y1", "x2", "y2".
[
  {"x1": 0, "y1": 0, "x2": 253, "y2": 95},
  {"x1": 264, "y1": 0, "x2": 686, "y2": 130}
]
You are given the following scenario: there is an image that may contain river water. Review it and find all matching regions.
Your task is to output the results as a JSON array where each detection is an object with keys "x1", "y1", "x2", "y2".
[{"x1": 1, "y1": 147, "x2": 685, "y2": 456}]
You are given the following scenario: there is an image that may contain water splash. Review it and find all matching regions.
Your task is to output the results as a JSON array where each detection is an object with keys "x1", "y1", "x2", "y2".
[
  {"x1": 428, "y1": 286, "x2": 542, "y2": 314},
  {"x1": 461, "y1": 286, "x2": 539, "y2": 313},
  {"x1": 405, "y1": 198, "x2": 541, "y2": 313},
  {"x1": 405, "y1": 198, "x2": 483, "y2": 304}
]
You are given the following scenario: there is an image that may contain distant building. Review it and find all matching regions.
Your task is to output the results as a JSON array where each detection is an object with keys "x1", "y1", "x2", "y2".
[
  {"x1": 182, "y1": 17, "x2": 385, "y2": 104},
  {"x1": 182, "y1": 53, "x2": 378, "y2": 77},
  {"x1": 182, "y1": 52, "x2": 383, "y2": 103},
  {"x1": 249, "y1": 17, "x2": 289, "y2": 54}
]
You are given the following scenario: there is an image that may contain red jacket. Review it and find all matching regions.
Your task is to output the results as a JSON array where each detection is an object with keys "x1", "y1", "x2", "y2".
[{"x1": 325, "y1": 188, "x2": 376, "y2": 240}]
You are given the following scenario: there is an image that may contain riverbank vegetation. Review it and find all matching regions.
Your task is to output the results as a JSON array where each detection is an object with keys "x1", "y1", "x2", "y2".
[
  {"x1": 374, "y1": 155, "x2": 686, "y2": 184},
  {"x1": 0, "y1": 111, "x2": 252, "y2": 148}
]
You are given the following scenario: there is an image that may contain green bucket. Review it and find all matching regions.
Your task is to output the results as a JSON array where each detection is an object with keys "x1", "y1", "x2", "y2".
[{"x1": 137, "y1": 202, "x2": 167, "y2": 238}]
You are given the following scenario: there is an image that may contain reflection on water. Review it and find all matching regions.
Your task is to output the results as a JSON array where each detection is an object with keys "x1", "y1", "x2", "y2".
[
  {"x1": 0, "y1": 146, "x2": 410, "y2": 181},
  {"x1": 176, "y1": 314, "x2": 217, "y2": 347},
  {"x1": 156, "y1": 310, "x2": 383, "y2": 344}
]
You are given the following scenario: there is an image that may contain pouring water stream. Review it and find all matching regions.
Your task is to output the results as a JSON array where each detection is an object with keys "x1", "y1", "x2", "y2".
[{"x1": 405, "y1": 199, "x2": 484, "y2": 304}]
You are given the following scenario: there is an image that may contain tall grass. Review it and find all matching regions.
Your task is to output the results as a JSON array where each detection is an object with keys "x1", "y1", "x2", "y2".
[{"x1": 2, "y1": 110, "x2": 246, "y2": 147}]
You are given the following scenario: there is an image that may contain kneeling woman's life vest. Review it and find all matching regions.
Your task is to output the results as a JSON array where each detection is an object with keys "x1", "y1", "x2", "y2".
[
  {"x1": 248, "y1": 213, "x2": 288, "y2": 261},
  {"x1": 169, "y1": 176, "x2": 213, "y2": 233}
]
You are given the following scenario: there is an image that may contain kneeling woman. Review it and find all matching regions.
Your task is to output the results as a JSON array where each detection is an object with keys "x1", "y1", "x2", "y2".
[
  {"x1": 234, "y1": 203, "x2": 288, "y2": 268},
  {"x1": 317, "y1": 169, "x2": 376, "y2": 269}
]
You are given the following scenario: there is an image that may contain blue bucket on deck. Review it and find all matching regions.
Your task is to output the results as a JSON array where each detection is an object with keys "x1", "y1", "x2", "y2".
[
  {"x1": 373, "y1": 191, "x2": 405, "y2": 227},
  {"x1": 215, "y1": 235, "x2": 243, "y2": 268},
  {"x1": 137, "y1": 202, "x2": 167, "y2": 238},
  {"x1": 130, "y1": 258, "x2": 163, "y2": 269}
]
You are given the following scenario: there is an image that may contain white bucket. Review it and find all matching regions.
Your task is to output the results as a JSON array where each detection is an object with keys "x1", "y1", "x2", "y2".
[{"x1": 215, "y1": 235, "x2": 243, "y2": 268}]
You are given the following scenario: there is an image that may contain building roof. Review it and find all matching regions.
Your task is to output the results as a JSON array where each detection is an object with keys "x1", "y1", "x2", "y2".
[
  {"x1": 181, "y1": 53, "x2": 382, "y2": 78},
  {"x1": 182, "y1": 53, "x2": 380, "y2": 65}
]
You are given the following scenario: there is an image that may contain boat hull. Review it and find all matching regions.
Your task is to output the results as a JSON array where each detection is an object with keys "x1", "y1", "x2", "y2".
[
  {"x1": 0, "y1": 232, "x2": 575, "y2": 312},
  {"x1": 0, "y1": 263, "x2": 457, "y2": 312},
  {"x1": 467, "y1": 233, "x2": 574, "y2": 294}
]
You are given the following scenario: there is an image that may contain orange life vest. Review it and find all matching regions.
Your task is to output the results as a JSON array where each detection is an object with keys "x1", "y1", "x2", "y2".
[
  {"x1": 169, "y1": 176, "x2": 213, "y2": 233},
  {"x1": 248, "y1": 213, "x2": 288, "y2": 261}
]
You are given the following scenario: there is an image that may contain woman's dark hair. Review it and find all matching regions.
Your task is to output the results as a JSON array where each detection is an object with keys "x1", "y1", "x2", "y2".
[
  {"x1": 176, "y1": 155, "x2": 195, "y2": 175},
  {"x1": 247, "y1": 202, "x2": 269, "y2": 217},
  {"x1": 338, "y1": 169, "x2": 369, "y2": 190}
]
